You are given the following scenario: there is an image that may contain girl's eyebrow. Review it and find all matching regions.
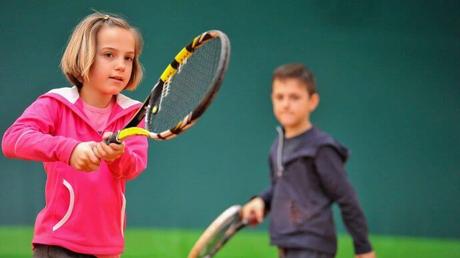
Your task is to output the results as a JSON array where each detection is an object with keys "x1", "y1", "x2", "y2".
[{"x1": 100, "y1": 47, "x2": 134, "y2": 54}]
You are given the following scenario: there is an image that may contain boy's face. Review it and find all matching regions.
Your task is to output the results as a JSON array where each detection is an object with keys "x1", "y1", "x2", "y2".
[{"x1": 271, "y1": 78, "x2": 319, "y2": 131}]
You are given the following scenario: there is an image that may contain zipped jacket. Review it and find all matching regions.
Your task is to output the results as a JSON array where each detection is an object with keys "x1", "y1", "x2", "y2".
[
  {"x1": 2, "y1": 87, "x2": 148, "y2": 255},
  {"x1": 260, "y1": 126, "x2": 372, "y2": 255}
]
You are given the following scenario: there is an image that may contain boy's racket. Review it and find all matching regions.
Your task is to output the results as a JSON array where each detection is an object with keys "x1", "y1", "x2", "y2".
[
  {"x1": 188, "y1": 205, "x2": 246, "y2": 258},
  {"x1": 106, "y1": 30, "x2": 230, "y2": 143}
]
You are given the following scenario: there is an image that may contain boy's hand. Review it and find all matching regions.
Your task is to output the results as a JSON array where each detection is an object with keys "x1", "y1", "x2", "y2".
[
  {"x1": 94, "y1": 132, "x2": 125, "y2": 162},
  {"x1": 356, "y1": 251, "x2": 376, "y2": 258},
  {"x1": 241, "y1": 197, "x2": 265, "y2": 226},
  {"x1": 69, "y1": 141, "x2": 100, "y2": 172}
]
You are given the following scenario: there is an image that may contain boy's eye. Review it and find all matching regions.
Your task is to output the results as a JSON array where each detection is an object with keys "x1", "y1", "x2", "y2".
[{"x1": 290, "y1": 95, "x2": 300, "y2": 101}]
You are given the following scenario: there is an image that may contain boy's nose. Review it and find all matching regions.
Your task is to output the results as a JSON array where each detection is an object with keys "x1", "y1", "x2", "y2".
[{"x1": 281, "y1": 99, "x2": 290, "y2": 108}]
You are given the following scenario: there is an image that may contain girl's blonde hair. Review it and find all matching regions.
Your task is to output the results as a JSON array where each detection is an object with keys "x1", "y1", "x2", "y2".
[{"x1": 61, "y1": 12, "x2": 143, "y2": 90}]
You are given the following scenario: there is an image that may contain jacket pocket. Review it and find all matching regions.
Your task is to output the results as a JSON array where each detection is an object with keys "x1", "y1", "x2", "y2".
[
  {"x1": 270, "y1": 179, "x2": 318, "y2": 236},
  {"x1": 271, "y1": 197, "x2": 310, "y2": 234},
  {"x1": 52, "y1": 179, "x2": 75, "y2": 231}
]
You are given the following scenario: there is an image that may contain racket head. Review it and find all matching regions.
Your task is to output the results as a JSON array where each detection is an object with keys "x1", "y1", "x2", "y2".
[
  {"x1": 116, "y1": 30, "x2": 230, "y2": 142},
  {"x1": 188, "y1": 205, "x2": 245, "y2": 258}
]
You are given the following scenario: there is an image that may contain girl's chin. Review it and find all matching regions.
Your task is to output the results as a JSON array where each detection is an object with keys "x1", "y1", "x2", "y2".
[{"x1": 104, "y1": 86, "x2": 124, "y2": 95}]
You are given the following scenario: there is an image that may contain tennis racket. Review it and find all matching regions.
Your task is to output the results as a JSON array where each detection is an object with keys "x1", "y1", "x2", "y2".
[
  {"x1": 106, "y1": 30, "x2": 230, "y2": 143},
  {"x1": 188, "y1": 205, "x2": 246, "y2": 258}
]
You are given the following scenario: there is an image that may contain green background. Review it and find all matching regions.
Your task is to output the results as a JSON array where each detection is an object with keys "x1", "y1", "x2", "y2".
[{"x1": 1, "y1": 0, "x2": 459, "y2": 241}]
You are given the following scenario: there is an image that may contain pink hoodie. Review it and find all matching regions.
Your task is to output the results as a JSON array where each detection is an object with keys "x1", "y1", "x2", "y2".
[{"x1": 2, "y1": 86, "x2": 148, "y2": 256}]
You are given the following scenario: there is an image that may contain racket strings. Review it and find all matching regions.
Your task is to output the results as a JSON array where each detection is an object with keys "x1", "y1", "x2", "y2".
[
  {"x1": 161, "y1": 83, "x2": 171, "y2": 98},
  {"x1": 149, "y1": 38, "x2": 222, "y2": 134}
]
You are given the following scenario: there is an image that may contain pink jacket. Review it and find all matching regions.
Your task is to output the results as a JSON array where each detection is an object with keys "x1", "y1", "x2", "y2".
[{"x1": 2, "y1": 87, "x2": 148, "y2": 256}]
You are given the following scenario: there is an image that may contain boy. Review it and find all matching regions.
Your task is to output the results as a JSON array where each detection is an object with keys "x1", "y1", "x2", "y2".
[{"x1": 241, "y1": 64, "x2": 376, "y2": 258}]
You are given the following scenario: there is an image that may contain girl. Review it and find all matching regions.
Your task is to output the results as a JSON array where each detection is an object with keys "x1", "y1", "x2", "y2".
[{"x1": 2, "y1": 12, "x2": 148, "y2": 257}]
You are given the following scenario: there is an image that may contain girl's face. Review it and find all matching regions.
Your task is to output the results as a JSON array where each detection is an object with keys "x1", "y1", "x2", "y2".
[{"x1": 85, "y1": 26, "x2": 135, "y2": 96}]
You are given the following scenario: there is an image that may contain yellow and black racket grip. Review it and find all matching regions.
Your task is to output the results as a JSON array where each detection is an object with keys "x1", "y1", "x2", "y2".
[{"x1": 105, "y1": 127, "x2": 152, "y2": 144}]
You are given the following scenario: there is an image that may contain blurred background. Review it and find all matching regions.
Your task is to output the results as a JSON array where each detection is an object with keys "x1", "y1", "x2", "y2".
[{"x1": 1, "y1": 0, "x2": 459, "y2": 257}]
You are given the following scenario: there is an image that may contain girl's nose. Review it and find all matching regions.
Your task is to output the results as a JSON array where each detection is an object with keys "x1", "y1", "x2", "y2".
[{"x1": 115, "y1": 58, "x2": 126, "y2": 71}]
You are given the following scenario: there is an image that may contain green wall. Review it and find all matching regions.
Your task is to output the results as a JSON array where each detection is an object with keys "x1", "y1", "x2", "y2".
[{"x1": 1, "y1": 0, "x2": 459, "y2": 239}]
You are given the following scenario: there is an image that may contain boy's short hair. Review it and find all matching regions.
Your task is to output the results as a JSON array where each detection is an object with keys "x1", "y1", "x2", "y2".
[
  {"x1": 272, "y1": 63, "x2": 317, "y2": 95},
  {"x1": 60, "y1": 12, "x2": 143, "y2": 90}
]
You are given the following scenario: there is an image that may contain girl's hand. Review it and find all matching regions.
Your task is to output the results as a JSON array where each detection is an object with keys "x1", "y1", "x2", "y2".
[
  {"x1": 69, "y1": 141, "x2": 101, "y2": 172},
  {"x1": 94, "y1": 132, "x2": 125, "y2": 162}
]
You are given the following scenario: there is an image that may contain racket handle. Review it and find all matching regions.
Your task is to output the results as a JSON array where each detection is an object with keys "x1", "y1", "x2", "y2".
[{"x1": 105, "y1": 132, "x2": 122, "y2": 145}]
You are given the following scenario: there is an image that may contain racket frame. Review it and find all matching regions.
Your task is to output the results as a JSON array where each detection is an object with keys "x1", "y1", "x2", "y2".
[
  {"x1": 188, "y1": 205, "x2": 246, "y2": 258},
  {"x1": 107, "y1": 30, "x2": 230, "y2": 144}
]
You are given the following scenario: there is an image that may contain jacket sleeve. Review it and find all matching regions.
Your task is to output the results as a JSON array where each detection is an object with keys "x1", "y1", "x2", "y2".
[
  {"x1": 314, "y1": 146, "x2": 373, "y2": 254},
  {"x1": 2, "y1": 97, "x2": 79, "y2": 164},
  {"x1": 106, "y1": 120, "x2": 148, "y2": 180},
  {"x1": 259, "y1": 155, "x2": 275, "y2": 213}
]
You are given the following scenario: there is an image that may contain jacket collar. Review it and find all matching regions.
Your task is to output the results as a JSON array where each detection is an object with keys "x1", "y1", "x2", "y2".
[
  {"x1": 271, "y1": 126, "x2": 349, "y2": 165},
  {"x1": 43, "y1": 86, "x2": 142, "y2": 132},
  {"x1": 47, "y1": 86, "x2": 140, "y2": 109}
]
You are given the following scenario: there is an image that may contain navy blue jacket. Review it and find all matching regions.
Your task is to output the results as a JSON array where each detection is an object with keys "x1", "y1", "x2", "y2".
[{"x1": 259, "y1": 126, "x2": 372, "y2": 255}]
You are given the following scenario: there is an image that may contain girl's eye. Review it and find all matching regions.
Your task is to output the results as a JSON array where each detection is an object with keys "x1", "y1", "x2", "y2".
[
  {"x1": 125, "y1": 56, "x2": 134, "y2": 62},
  {"x1": 104, "y1": 52, "x2": 113, "y2": 58}
]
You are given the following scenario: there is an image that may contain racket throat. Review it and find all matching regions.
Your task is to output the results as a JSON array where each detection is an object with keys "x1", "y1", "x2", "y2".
[{"x1": 147, "y1": 81, "x2": 166, "y2": 117}]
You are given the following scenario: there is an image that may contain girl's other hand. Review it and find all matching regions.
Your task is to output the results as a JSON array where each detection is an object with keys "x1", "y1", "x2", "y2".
[{"x1": 94, "y1": 132, "x2": 125, "y2": 162}]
